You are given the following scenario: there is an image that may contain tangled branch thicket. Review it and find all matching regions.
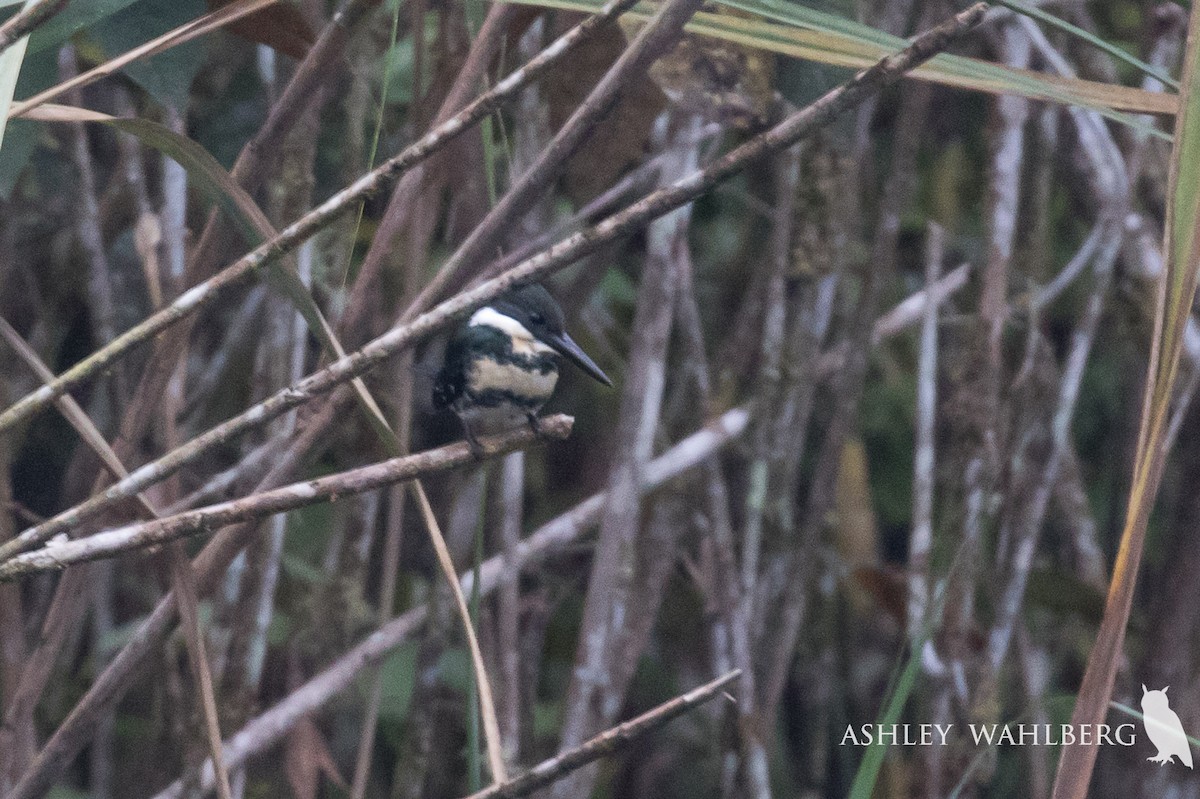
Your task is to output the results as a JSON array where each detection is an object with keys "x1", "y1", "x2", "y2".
[{"x1": 0, "y1": 0, "x2": 1195, "y2": 797}]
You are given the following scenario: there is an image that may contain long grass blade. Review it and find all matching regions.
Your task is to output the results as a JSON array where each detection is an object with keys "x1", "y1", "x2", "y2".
[
  {"x1": 1050, "y1": 4, "x2": 1200, "y2": 798},
  {"x1": 0, "y1": 0, "x2": 68, "y2": 56},
  {"x1": 8, "y1": 0, "x2": 279, "y2": 117},
  {"x1": 0, "y1": 316, "x2": 236, "y2": 799},
  {"x1": 0, "y1": 0, "x2": 33, "y2": 148},
  {"x1": 507, "y1": 0, "x2": 1176, "y2": 132},
  {"x1": 994, "y1": 0, "x2": 1178, "y2": 90},
  {"x1": 24, "y1": 103, "x2": 391, "y2": 429}
]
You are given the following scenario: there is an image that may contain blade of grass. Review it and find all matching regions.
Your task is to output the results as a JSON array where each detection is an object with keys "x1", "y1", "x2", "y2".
[
  {"x1": 25, "y1": 103, "x2": 393, "y2": 434},
  {"x1": 0, "y1": 0, "x2": 33, "y2": 148},
  {"x1": 712, "y1": 0, "x2": 1174, "y2": 128},
  {"x1": 505, "y1": 0, "x2": 1176, "y2": 133},
  {"x1": 1110, "y1": 701, "x2": 1200, "y2": 748},
  {"x1": 339, "y1": 0, "x2": 401, "y2": 293},
  {"x1": 468, "y1": 467, "x2": 491, "y2": 792},
  {"x1": 0, "y1": 316, "x2": 236, "y2": 799},
  {"x1": 22, "y1": 101, "x2": 512, "y2": 792},
  {"x1": 0, "y1": 0, "x2": 66, "y2": 56},
  {"x1": 995, "y1": 0, "x2": 1178, "y2": 90},
  {"x1": 847, "y1": 635, "x2": 923, "y2": 799},
  {"x1": 1050, "y1": 4, "x2": 1200, "y2": 798},
  {"x1": 9, "y1": 0, "x2": 280, "y2": 117},
  {"x1": 846, "y1": 566, "x2": 955, "y2": 799},
  {"x1": 412, "y1": 479, "x2": 509, "y2": 784}
]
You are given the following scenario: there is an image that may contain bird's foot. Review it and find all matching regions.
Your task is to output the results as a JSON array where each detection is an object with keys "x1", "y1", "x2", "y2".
[
  {"x1": 1148, "y1": 754, "x2": 1172, "y2": 766},
  {"x1": 464, "y1": 424, "x2": 485, "y2": 461},
  {"x1": 526, "y1": 412, "x2": 544, "y2": 439}
]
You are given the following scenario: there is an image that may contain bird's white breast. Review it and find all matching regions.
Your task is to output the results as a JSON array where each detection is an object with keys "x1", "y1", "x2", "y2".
[{"x1": 467, "y1": 357, "x2": 559, "y2": 399}]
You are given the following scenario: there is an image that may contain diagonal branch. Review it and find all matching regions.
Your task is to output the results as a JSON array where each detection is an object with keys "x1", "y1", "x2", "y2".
[
  {"x1": 461, "y1": 670, "x2": 741, "y2": 799},
  {"x1": 147, "y1": 409, "x2": 750, "y2": 799},
  {"x1": 11, "y1": 0, "x2": 281, "y2": 116},
  {"x1": 0, "y1": 1, "x2": 989, "y2": 562},
  {"x1": 0, "y1": 0, "x2": 66, "y2": 56},
  {"x1": 0, "y1": 416, "x2": 575, "y2": 579},
  {"x1": 45, "y1": 247, "x2": 973, "y2": 799},
  {"x1": 0, "y1": 0, "x2": 640, "y2": 436}
]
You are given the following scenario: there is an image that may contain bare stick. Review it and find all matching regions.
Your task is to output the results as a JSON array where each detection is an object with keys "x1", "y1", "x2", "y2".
[
  {"x1": 0, "y1": 0, "x2": 640, "y2": 435},
  {"x1": 461, "y1": 670, "x2": 741, "y2": 799},
  {"x1": 0, "y1": 417, "x2": 574, "y2": 579},
  {"x1": 11, "y1": 0, "x2": 281, "y2": 116},
  {"x1": 0, "y1": 320, "x2": 235, "y2": 799},
  {"x1": 0, "y1": 0, "x2": 67, "y2": 56},
  {"x1": 410, "y1": 480, "x2": 508, "y2": 783},
  {"x1": 0, "y1": 2, "x2": 989, "y2": 562},
  {"x1": 907, "y1": 223, "x2": 943, "y2": 640},
  {"x1": 147, "y1": 409, "x2": 751, "y2": 799}
]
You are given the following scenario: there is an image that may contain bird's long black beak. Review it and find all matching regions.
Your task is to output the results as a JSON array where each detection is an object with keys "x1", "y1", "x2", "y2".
[{"x1": 545, "y1": 331, "x2": 612, "y2": 386}]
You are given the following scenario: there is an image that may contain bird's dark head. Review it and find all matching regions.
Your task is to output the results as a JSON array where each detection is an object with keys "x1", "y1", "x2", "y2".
[{"x1": 485, "y1": 284, "x2": 612, "y2": 386}]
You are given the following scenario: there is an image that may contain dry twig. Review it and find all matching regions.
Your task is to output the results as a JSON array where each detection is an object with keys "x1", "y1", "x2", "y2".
[{"x1": 462, "y1": 671, "x2": 741, "y2": 799}]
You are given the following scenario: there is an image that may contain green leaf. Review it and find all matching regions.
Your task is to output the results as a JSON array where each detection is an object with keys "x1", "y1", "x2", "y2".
[
  {"x1": 847, "y1": 637, "x2": 922, "y2": 799},
  {"x1": 27, "y1": 0, "x2": 146, "y2": 54},
  {"x1": 0, "y1": 44, "x2": 53, "y2": 195},
  {"x1": 375, "y1": 643, "x2": 419, "y2": 723},
  {"x1": 0, "y1": 116, "x2": 36, "y2": 197},
  {"x1": 0, "y1": 0, "x2": 35, "y2": 152},
  {"x1": 88, "y1": 0, "x2": 206, "y2": 111}
]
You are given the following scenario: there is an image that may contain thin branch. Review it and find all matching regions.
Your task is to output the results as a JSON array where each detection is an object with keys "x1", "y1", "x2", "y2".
[
  {"x1": 0, "y1": 417, "x2": 575, "y2": 579},
  {"x1": 11, "y1": 0, "x2": 281, "y2": 116},
  {"x1": 461, "y1": 670, "x2": 741, "y2": 799},
  {"x1": 0, "y1": 0, "x2": 641, "y2": 435},
  {"x1": 908, "y1": 222, "x2": 943, "y2": 640},
  {"x1": 342, "y1": 0, "x2": 516, "y2": 330},
  {"x1": 0, "y1": 3, "x2": 989, "y2": 562},
  {"x1": 410, "y1": 479, "x2": 508, "y2": 783},
  {"x1": 147, "y1": 409, "x2": 751, "y2": 799},
  {"x1": 870, "y1": 263, "x2": 970, "y2": 346},
  {"x1": 403, "y1": 0, "x2": 706, "y2": 317},
  {"x1": 0, "y1": 0, "x2": 67, "y2": 56},
  {"x1": 986, "y1": 223, "x2": 1121, "y2": 672}
]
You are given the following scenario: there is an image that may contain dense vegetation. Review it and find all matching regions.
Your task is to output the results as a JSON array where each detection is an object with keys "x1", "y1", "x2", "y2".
[{"x1": 0, "y1": 0, "x2": 1196, "y2": 797}]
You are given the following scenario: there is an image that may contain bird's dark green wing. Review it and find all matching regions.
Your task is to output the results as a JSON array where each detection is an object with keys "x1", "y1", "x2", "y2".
[{"x1": 432, "y1": 333, "x2": 470, "y2": 409}]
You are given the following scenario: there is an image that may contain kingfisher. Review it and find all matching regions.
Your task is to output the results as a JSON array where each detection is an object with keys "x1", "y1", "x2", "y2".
[{"x1": 433, "y1": 284, "x2": 612, "y2": 454}]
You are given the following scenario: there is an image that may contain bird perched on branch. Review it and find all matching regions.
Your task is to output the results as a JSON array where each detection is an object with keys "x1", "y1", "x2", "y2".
[{"x1": 434, "y1": 284, "x2": 611, "y2": 455}]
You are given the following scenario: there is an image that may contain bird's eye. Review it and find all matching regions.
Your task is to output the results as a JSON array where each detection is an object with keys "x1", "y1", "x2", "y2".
[{"x1": 529, "y1": 312, "x2": 545, "y2": 325}]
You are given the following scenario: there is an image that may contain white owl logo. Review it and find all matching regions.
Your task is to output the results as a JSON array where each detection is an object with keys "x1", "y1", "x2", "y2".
[{"x1": 1141, "y1": 685, "x2": 1194, "y2": 769}]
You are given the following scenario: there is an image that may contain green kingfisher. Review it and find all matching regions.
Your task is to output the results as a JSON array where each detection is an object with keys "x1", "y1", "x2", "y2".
[{"x1": 433, "y1": 284, "x2": 612, "y2": 453}]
